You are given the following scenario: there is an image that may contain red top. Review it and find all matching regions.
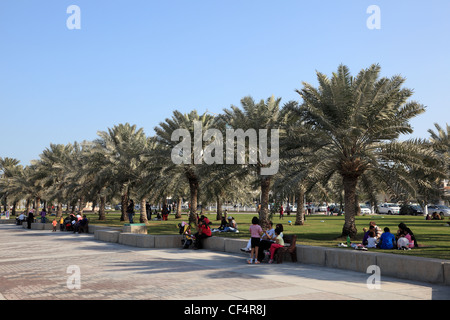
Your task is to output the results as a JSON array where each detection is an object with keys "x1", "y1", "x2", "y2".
[{"x1": 200, "y1": 224, "x2": 211, "y2": 237}]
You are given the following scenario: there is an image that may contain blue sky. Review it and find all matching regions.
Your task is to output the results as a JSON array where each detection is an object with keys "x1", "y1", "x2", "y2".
[{"x1": 1, "y1": 0, "x2": 449, "y2": 166}]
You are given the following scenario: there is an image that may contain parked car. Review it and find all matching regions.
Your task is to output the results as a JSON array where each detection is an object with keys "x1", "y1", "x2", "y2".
[
  {"x1": 318, "y1": 205, "x2": 328, "y2": 212},
  {"x1": 399, "y1": 204, "x2": 423, "y2": 216},
  {"x1": 376, "y1": 203, "x2": 400, "y2": 214},
  {"x1": 359, "y1": 204, "x2": 372, "y2": 214},
  {"x1": 329, "y1": 205, "x2": 343, "y2": 215},
  {"x1": 427, "y1": 205, "x2": 450, "y2": 217}
]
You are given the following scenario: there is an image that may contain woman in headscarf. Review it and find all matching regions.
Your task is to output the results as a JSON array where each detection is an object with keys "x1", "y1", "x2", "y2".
[
  {"x1": 27, "y1": 210, "x2": 34, "y2": 229},
  {"x1": 397, "y1": 222, "x2": 418, "y2": 248}
]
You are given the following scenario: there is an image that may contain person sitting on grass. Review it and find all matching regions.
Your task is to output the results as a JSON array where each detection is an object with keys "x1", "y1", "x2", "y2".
[
  {"x1": 397, "y1": 222, "x2": 418, "y2": 248},
  {"x1": 378, "y1": 227, "x2": 396, "y2": 249},
  {"x1": 397, "y1": 232, "x2": 410, "y2": 250},
  {"x1": 365, "y1": 230, "x2": 378, "y2": 248}
]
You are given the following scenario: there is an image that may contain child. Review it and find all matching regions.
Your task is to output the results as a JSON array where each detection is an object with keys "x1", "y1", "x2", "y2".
[
  {"x1": 366, "y1": 230, "x2": 377, "y2": 248},
  {"x1": 59, "y1": 216, "x2": 64, "y2": 231},
  {"x1": 378, "y1": 227, "x2": 396, "y2": 249},
  {"x1": 268, "y1": 227, "x2": 284, "y2": 263},
  {"x1": 397, "y1": 232, "x2": 410, "y2": 250},
  {"x1": 52, "y1": 219, "x2": 57, "y2": 232},
  {"x1": 248, "y1": 217, "x2": 263, "y2": 264}
]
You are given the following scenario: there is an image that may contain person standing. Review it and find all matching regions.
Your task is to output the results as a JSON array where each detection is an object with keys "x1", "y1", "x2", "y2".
[
  {"x1": 146, "y1": 202, "x2": 151, "y2": 221},
  {"x1": 126, "y1": 199, "x2": 135, "y2": 224},
  {"x1": 59, "y1": 216, "x2": 65, "y2": 231},
  {"x1": 40, "y1": 208, "x2": 47, "y2": 223},
  {"x1": 162, "y1": 204, "x2": 169, "y2": 221},
  {"x1": 248, "y1": 217, "x2": 263, "y2": 264},
  {"x1": 27, "y1": 210, "x2": 34, "y2": 229}
]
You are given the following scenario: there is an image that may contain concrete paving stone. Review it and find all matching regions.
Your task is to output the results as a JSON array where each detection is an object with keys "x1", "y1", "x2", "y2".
[{"x1": 1, "y1": 224, "x2": 449, "y2": 302}]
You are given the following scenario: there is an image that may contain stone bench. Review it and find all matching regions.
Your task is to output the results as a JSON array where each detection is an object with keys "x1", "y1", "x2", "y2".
[
  {"x1": 88, "y1": 225, "x2": 121, "y2": 234},
  {"x1": 294, "y1": 245, "x2": 449, "y2": 285},
  {"x1": 155, "y1": 235, "x2": 183, "y2": 248},
  {"x1": 119, "y1": 233, "x2": 155, "y2": 248},
  {"x1": 25, "y1": 222, "x2": 55, "y2": 230},
  {"x1": 122, "y1": 223, "x2": 147, "y2": 234},
  {"x1": 94, "y1": 229, "x2": 121, "y2": 243},
  {"x1": 0, "y1": 219, "x2": 16, "y2": 224}
]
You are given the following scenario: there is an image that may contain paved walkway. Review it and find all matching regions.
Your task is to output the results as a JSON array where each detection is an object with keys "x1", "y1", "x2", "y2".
[{"x1": 1, "y1": 224, "x2": 449, "y2": 301}]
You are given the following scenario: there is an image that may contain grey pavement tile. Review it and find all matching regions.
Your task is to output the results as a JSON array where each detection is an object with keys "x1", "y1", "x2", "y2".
[{"x1": 1, "y1": 224, "x2": 449, "y2": 302}]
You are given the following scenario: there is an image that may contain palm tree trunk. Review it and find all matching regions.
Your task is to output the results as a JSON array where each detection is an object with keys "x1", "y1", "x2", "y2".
[
  {"x1": 175, "y1": 196, "x2": 182, "y2": 219},
  {"x1": 98, "y1": 195, "x2": 106, "y2": 220},
  {"x1": 260, "y1": 176, "x2": 271, "y2": 229},
  {"x1": 12, "y1": 201, "x2": 17, "y2": 216},
  {"x1": 188, "y1": 177, "x2": 198, "y2": 225},
  {"x1": 215, "y1": 195, "x2": 223, "y2": 221},
  {"x1": 57, "y1": 203, "x2": 63, "y2": 219},
  {"x1": 120, "y1": 189, "x2": 129, "y2": 222},
  {"x1": 295, "y1": 186, "x2": 305, "y2": 225},
  {"x1": 47, "y1": 202, "x2": 52, "y2": 215},
  {"x1": 35, "y1": 197, "x2": 41, "y2": 212},
  {"x1": 3, "y1": 195, "x2": 7, "y2": 212},
  {"x1": 342, "y1": 175, "x2": 359, "y2": 238},
  {"x1": 79, "y1": 196, "x2": 85, "y2": 214},
  {"x1": 140, "y1": 198, "x2": 148, "y2": 224},
  {"x1": 25, "y1": 198, "x2": 31, "y2": 214}
]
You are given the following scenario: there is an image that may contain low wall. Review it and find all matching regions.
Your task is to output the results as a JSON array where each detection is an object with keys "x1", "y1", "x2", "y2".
[
  {"x1": 16, "y1": 223, "x2": 450, "y2": 286},
  {"x1": 123, "y1": 223, "x2": 147, "y2": 234},
  {"x1": 295, "y1": 245, "x2": 450, "y2": 286},
  {"x1": 0, "y1": 219, "x2": 16, "y2": 224},
  {"x1": 22, "y1": 222, "x2": 56, "y2": 230},
  {"x1": 94, "y1": 230, "x2": 121, "y2": 243}
]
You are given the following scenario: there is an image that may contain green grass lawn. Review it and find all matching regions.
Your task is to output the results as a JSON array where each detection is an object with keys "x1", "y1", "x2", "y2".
[{"x1": 80, "y1": 211, "x2": 450, "y2": 261}]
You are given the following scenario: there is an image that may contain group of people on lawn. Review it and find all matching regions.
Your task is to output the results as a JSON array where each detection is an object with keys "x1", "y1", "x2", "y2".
[{"x1": 362, "y1": 221, "x2": 417, "y2": 250}]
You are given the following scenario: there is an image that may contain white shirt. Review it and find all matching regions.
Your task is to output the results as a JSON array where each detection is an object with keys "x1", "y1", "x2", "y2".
[
  {"x1": 367, "y1": 237, "x2": 377, "y2": 248},
  {"x1": 265, "y1": 228, "x2": 276, "y2": 240},
  {"x1": 397, "y1": 237, "x2": 409, "y2": 248}
]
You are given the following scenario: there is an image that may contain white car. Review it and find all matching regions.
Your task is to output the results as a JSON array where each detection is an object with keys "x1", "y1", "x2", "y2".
[
  {"x1": 427, "y1": 205, "x2": 450, "y2": 217},
  {"x1": 359, "y1": 204, "x2": 372, "y2": 214},
  {"x1": 377, "y1": 203, "x2": 400, "y2": 215}
]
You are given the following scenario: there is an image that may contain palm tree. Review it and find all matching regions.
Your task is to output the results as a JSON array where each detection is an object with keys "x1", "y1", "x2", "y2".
[
  {"x1": 153, "y1": 110, "x2": 216, "y2": 225},
  {"x1": 94, "y1": 123, "x2": 150, "y2": 222},
  {"x1": 0, "y1": 157, "x2": 21, "y2": 212},
  {"x1": 428, "y1": 123, "x2": 449, "y2": 176},
  {"x1": 0, "y1": 157, "x2": 23, "y2": 214},
  {"x1": 219, "y1": 96, "x2": 284, "y2": 229},
  {"x1": 32, "y1": 143, "x2": 78, "y2": 219},
  {"x1": 199, "y1": 162, "x2": 256, "y2": 221},
  {"x1": 290, "y1": 63, "x2": 437, "y2": 237}
]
